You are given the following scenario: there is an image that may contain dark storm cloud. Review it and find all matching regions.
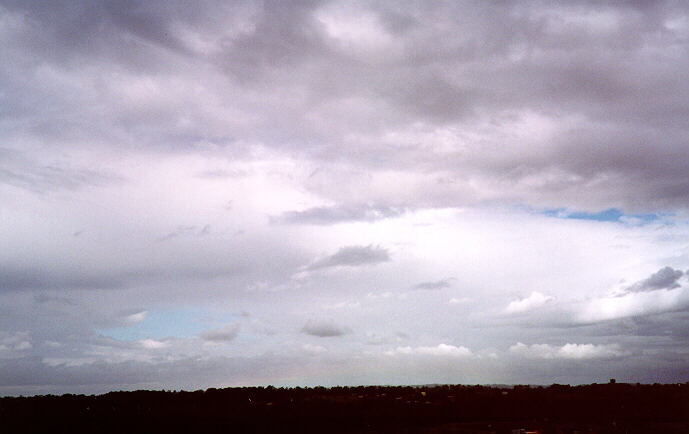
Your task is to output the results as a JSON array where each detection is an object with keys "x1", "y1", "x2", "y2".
[
  {"x1": 307, "y1": 245, "x2": 390, "y2": 270},
  {"x1": 276, "y1": 204, "x2": 406, "y2": 225},
  {"x1": 301, "y1": 320, "x2": 351, "y2": 337}
]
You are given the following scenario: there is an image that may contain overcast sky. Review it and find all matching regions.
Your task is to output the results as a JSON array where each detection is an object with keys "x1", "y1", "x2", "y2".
[{"x1": 2, "y1": 0, "x2": 689, "y2": 396}]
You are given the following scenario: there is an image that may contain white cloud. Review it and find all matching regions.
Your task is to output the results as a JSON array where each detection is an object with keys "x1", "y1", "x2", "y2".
[
  {"x1": 123, "y1": 310, "x2": 147, "y2": 325},
  {"x1": 138, "y1": 339, "x2": 170, "y2": 350},
  {"x1": 448, "y1": 297, "x2": 471, "y2": 305},
  {"x1": 366, "y1": 291, "x2": 393, "y2": 300},
  {"x1": 324, "y1": 301, "x2": 361, "y2": 310},
  {"x1": 14, "y1": 341, "x2": 31, "y2": 350},
  {"x1": 505, "y1": 292, "x2": 554, "y2": 313},
  {"x1": 315, "y1": 3, "x2": 393, "y2": 53},
  {"x1": 577, "y1": 288, "x2": 689, "y2": 323},
  {"x1": 302, "y1": 344, "x2": 327, "y2": 354},
  {"x1": 509, "y1": 342, "x2": 627, "y2": 359},
  {"x1": 0, "y1": 331, "x2": 32, "y2": 358},
  {"x1": 385, "y1": 344, "x2": 472, "y2": 357}
]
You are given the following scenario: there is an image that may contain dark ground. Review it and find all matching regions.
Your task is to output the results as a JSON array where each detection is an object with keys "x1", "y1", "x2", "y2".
[{"x1": 1, "y1": 382, "x2": 688, "y2": 433}]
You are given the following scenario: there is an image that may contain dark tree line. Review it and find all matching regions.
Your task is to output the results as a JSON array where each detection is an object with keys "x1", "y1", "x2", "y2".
[{"x1": 1, "y1": 382, "x2": 688, "y2": 433}]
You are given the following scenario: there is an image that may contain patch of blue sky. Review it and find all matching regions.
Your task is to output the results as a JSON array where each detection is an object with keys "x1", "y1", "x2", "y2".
[
  {"x1": 98, "y1": 308, "x2": 232, "y2": 341},
  {"x1": 541, "y1": 208, "x2": 660, "y2": 224}
]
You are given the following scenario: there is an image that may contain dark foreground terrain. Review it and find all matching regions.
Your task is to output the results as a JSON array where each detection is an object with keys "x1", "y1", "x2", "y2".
[{"x1": 1, "y1": 382, "x2": 688, "y2": 433}]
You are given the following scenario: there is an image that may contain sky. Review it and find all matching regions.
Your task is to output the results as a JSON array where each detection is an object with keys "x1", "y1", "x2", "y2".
[{"x1": 2, "y1": 0, "x2": 689, "y2": 396}]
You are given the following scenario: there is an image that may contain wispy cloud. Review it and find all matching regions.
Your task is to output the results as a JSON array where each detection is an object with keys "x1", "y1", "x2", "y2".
[
  {"x1": 276, "y1": 204, "x2": 406, "y2": 225},
  {"x1": 412, "y1": 278, "x2": 454, "y2": 291},
  {"x1": 307, "y1": 245, "x2": 390, "y2": 270}
]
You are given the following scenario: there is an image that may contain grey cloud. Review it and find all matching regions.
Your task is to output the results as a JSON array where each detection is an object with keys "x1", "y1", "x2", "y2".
[
  {"x1": 2, "y1": 1, "x2": 689, "y2": 209},
  {"x1": 590, "y1": 313, "x2": 689, "y2": 342},
  {"x1": 156, "y1": 225, "x2": 197, "y2": 242},
  {"x1": 200, "y1": 323, "x2": 240, "y2": 343},
  {"x1": 307, "y1": 245, "x2": 390, "y2": 270},
  {"x1": 629, "y1": 267, "x2": 684, "y2": 293},
  {"x1": 156, "y1": 225, "x2": 211, "y2": 242},
  {"x1": 0, "y1": 259, "x2": 251, "y2": 293},
  {"x1": 0, "y1": 149, "x2": 120, "y2": 193},
  {"x1": 33, "y1": 294, "x2": 76, "y2": 306},
  {"x1": 276, "y1": 204, "x2": 406, "y2": 225},
  {"x1": 412, "y1": 278, "x2": 454, "y2": 291},
  {"x1": 301, "y1": 320, "x2": 351, "y2": 338},
  {"x1": 0, "y1": 266, "x2": 124, "y2": 292},
  {"x1": 7, "y1": 344, "x2": 686, "y2": 395},
  {"x1": 216, "y1": 0, "x2": 329, "y2": 82},
  {"x1": 0, "y1": 0, "x2": 203, "y2": 64}
]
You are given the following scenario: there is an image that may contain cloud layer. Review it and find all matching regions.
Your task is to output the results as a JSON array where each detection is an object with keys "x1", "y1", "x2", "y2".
[{"x1": 2, "y1": 0, "x2": 689, "y2": 394}]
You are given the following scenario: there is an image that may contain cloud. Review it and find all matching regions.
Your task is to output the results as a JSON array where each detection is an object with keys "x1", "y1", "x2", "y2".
[
  {"x1": 156, "y1": 225, "x2": 211, "y2": 242},
  {"x1": 412, "y1": 278, "x2": 453, "y2": 291},
  {"x1": 385, "y1": 344, "x2": 472, "y2": 357},
  {"x1": 307, "y1": 245, "x2": 390, "y2": 270},
  {"x1": 365, "y1": 331, "x2": 407, "y2": 346},
  {"x1": 628, "y1": 266, "x2": 684, "y2": 292},
  {"x1": 505, "y1": 292, "x2": 554, "y2": 313},
  {"x1": 33, "y1": 293, "x2": 76, "y2": 305},
  {"x1": 575, "y1": 267, "x2": 689, "y2": 323},
  {"x1": 0, "y1": 265, "x2": 124, "y2": 292},
  {"x1": 509, "y1": 342, "x2": 627, "y2": 360},
  {"x1": 578, "y1": 287, "x2": 689, "y2": 323},
  {"x1": 122, "y1": 310, "x2": 147, "y2": 325},
  {"x1": 200, "y1": 323, "x2": 240, "y2": 343},
  {"x1": 0, "y1": 332, "x2": 32, "y2": 358},
  {"x1": 324, "y1": 301, "x2": 361, "y2": 310},
  {"x1": 276, "y1": 204, "x2": 406, "y2": 225},
  {"x1": 301, "y1": 320, "x2": 351, "y2": 338},
  {"x1": 448, "y1": 297, "x2": 471, "y2": 305},
  {"x1": 0, "y1": 148, "x2": 120, "y2": 194},
  {"x1": 2, "y1": 1, "x2": 689, "y2": 210},
  {"x1": 137, "y1": 339, "x2": 169, "y2": 350},
  {"x1": 302, "y1": 343, "x2": 327, "y2": 354},
  {"x1": 3, "y1": 0, "x2": 689, "y2": 394}
]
